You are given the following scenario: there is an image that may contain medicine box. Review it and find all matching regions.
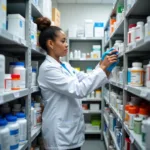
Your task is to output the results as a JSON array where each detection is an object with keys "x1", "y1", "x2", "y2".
[
  {"x1": 0, "y1": 0, "x2": 7, "y2": 30},
  {"x1": 31, "y1": 21, "x2": 37, "y2": 45},
  {"x1": 94, "y1": 22, "x2": 104, "y2": 37},
  {"x1": 52, "y1": 8, "x2": 60, "y2": 27},
  {"x1": 90, "y1": 104, "x2": 99, "y2": 111},
  {"x1": 84, "y1": 20, "x2": 94, "y2": 37},
  {"x1": 8, "y1": 14, "x2": 25, "y2": 39}
]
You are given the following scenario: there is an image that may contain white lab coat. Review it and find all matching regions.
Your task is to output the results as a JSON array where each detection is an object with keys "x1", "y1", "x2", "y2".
[{"x1": 38, "y1": 55, "x2": 109, "y2": 150}]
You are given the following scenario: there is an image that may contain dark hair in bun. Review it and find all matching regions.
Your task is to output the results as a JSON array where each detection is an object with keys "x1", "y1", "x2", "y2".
[{"x1": 36, "y1": 17, "x2": 62, "y2": 52}]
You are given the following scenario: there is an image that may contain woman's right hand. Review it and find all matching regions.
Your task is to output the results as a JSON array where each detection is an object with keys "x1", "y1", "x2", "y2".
[{"x1": 100, "y1": 54, "x2": 118, "y2": 71}]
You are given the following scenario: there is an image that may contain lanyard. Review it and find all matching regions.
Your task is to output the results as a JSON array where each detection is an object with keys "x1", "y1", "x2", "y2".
[{"x1": 60, "y1": 63, "x2": 72, "y2": 76}]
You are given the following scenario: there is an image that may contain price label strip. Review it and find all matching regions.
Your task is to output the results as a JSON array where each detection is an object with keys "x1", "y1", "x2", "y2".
[
  {"x1": 0, "y1": 96, "x2": 4, "y2": 104},
  {"x1": 140, "y1": 90, "x2": 147, "y2": 98},
  {"x1": 13, "y1": 92, "x2": 20, "y2": 98},
  {"x1": 13, "y1": 35, "x2": 20, "y2": 43}
]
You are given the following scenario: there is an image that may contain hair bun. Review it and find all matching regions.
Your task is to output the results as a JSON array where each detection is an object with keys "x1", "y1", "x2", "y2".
[{"x1": 36, "y1": 17, "x2": 51, "y2": 32}]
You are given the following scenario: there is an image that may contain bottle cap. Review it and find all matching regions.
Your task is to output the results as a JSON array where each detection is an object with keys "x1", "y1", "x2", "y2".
[
  {"x1": 129, "y1": 106, "x2": 139, "y2": 114},
  {"x1": 6, "y1": 116, "x2": 17, "y2": 122},
  {"x1": 32, "y1": 68, "x2": 37, "y2": 72},
  {"x1": 16, "y1": 113, "x2": 26, "y2": 118},
  {"x1": 139, "y1": 107, "x2": 149, "y2": 115},
  {"x1": 125, "y1": 105, "x2": 131, "y2": 111},
  {"x1": 0, "y1": 119, "x2": 7, "y2": 126},
  {"x1": 15, "y1": 62, "x2": 25, "y2": 67},
  {"x1": 129, "y1": 24, "x2": 136, "y2": 29},
  {"x1": 132, "y1": 62, "x2": 142, "y2": 67},
  {"x1": 134, "y1": 117, "x2": 142, "y2": 122},
  {"x1": 147, "y1": 16, "x2": 150, "y2": 22},
  {"x1": 11, "y1": 74, "x2": 20, "y2": 79},
  {"x1": 137, "y1": 21, "x2": 144, "y2": 26}
]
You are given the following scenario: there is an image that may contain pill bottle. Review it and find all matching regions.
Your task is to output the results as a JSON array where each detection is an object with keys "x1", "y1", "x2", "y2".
[
  {"x1": 95, "y1": 90, "x2": 101, "y2": 98},
  {"x1": 0, "y1": 119, "x2": 10, "y2": 150},
  {"x1": 0, "y1": 54, "x2": 5, "y2": 94},
  {"x1": 131, "y1": 62, "x2": 144, "y2": 87},
  {"x1": 128, "y1": 24, "x2": 136, "y2": 45},
  {"x1": 135, "y1": 21, "x2": 144, "y2": 41},
  {"x1": 32, "y1": 68, "x2": 37, "y2": 86},
  {"x1": 4, "y1": 74, "x2": 12, "y2": 92},
  {"x1": 128, "y1": 106, "x2": 138, "y2": 130},
  {"x1": 9, "y1": 62, "x2": 16, "y2": 74},
  {"x1": 74, "y1": 50, "x2": 78, "y2": 59},
  {"x1": 127, "y1": 68, "x2": 132, "y2": 85},
  {"x1": 7, "y1": 116, "x2": 19, "y2": 150},
  {"x1": 11, "y1": 74, "x2": 20, "y2": 90},
  {"x1": 34, "y1": 103, "x2": 42, "y2": 125},
  {"x1": 69, "y1": 52, "x2": 73, "y2": 59},
  {"x1": 139, "y1": 107, "x2": 149, "y2": 120},
  {"x1": 16, "y1": 113, "x2": 27, "y2": 144},
  {"x1": 13, "y1": 62, "x2": 26, "y2": 89},
  {"x1": 134, "y1": 117, "x2": 142, "y2": 134},
  {"x1": 91, "y1": 91, "x2": 95, "y2": 98},
  {"x1": 31, "y1": 103, "x2": 37, "y2": 128},
  {"x1": 146, "y1": 61, "x2": 150, "y2": 88}
]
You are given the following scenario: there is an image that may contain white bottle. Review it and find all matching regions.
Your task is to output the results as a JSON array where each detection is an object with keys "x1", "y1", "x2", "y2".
[
  {"x1": 16, "y1": 113, "x2": 27, "y2": 145},
  {"x1": 7, "y1": 116, "x2": 19, "y2": 150},
  {"x1": 146, "y1": 61, "x2": 150, "y2": 88},
  {"x1": 145, "y1": 23, "x2": 148, "y2": 37},
  {"x1": 13, "y1": 62, "x2": 26, "y2": 89},
  {"x1": 135, "y1": 21, "x2": 144, "y2": 41},
  {"x1": 34, "y1": 103, "x2": 42, "y2": 125},
  {"x1": 74, "y1": 50, "x2": 78, "y2": 59},
  {"x1": 0, "y1": 119, "x2": 10, "y2": 150},
  {"x1": 77, "y1": 50, "x2": 81, "y2": 59},
  {"x1": 131, "y1": 62, "x2": 144, "y2": 87},
  {"x1": 69, "y1": 52, "x2": 73, "y2": 59},
  {"x1": 147, "y1": 16, "x2": 150, "y2": 37},
  {"x1": 33, "y1": 107, "x2": 37, "y2": 127},
  {"x1": 31, "y1": 68, "x2": 37, "y2": 86},
  {"x1": 31, "y1": 104, "x2": 35, "y2": 129},
  {"x1": 4, "y1": 74, "x2": 12, "y2": 92},
  {"x1": 0, "y1": 54, "x2": 5, "y2": 94},
  {"x1": 91, "y1": 91, "x2": 95, "y2": 98},
  {"x1": 109, "y1": 113, "x2": 115, "y2": 131}
]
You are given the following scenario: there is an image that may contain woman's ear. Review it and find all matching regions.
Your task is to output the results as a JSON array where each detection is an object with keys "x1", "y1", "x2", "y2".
[{"x1": 47, "y1": 40, "x2": 54, "y2": 50}]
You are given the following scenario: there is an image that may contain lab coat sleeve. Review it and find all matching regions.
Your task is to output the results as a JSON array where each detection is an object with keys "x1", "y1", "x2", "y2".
[{"x1": 42, "y1": 65, "x2": 109, "y2": 99}]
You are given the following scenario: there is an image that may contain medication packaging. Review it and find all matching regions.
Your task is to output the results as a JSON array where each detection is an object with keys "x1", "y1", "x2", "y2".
[
  {"x1": 94, "y1": 22, "x2": 104, "y2": 37},
  {"x1": 16, "y1": 113, "x2": 27, "y2": 144},
  {"x1": 11, "y1": 74, "x2": 20, "y2": 90},
  {"x1": 131, "y1": 62, "x2": 144, "y2": 87},
  {"x1": 84, "y1": 20, "x2": 94, "y2": 37},
  {"x1": 135, "y1": 21, "x2": 144, "y2": 41},
  {"x1": 4, "y1": 74, "x2": 12, "y2": 92},
  {"x1": 7, "y1": 116, "x2": 19, "y2": 150},
  {"x1": 0, "y1": 54, "x2": 5, "y2": 94},
  {"x1": 13, "y1": 62, "x2": 26, "y2": 89},
  {"x1": 128, "y1": 24, "x2": 136, "y2": 45},
  {"x1": 8, "y1": 14, "x2": 25, "y2": 39},
  {"x1": 0, "y1": 119, "x2": 10, "y2": 150}
]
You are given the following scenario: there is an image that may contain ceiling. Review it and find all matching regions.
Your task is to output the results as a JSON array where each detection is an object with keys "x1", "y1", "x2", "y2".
[{"x1": 52, "y1": 0, "x2": 113, "y2": 4}]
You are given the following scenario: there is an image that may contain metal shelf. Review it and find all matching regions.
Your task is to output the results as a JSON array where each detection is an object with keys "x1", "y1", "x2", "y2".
[
  {"x1": 0, "y1": 89, "x2": 29, "y2": 105},
  {"x1": 0, "y1": 29, "x2": 28, "y2": 48},
  {"x1": 103, "y1": 132, "x2": 109, "y2": 149},
  {"x1": 126, "y1": 0, "x2": 150, "y2": 17},
  {"x1": 83, "y1": 110, "x2": 101, "y2": 114},
  {"x1": 31, "y1": 44, "x2": 47, "y2": 56},
  {"x1": 85, "y1": 129, "x2": 101, "y2": 134},
  {"x1": 19, "y1": 141, "x2": 28, "y2": 150},
  {"x1": 104, "y1": 113, "x2": 109, "y2": 126},
  {"x1": 68, "y1": 37, "x2": 103, "y2": 41},
  {"x1": 125, "y1": 85, "x2": 150, "y2": 101},
  {"x1": 110, "y1": 80, "x2": 123, "y2": 89},
  {"x1": 81, "y1": 98, "x2": 101, "y2": 102},
  {"x1": 69, "y1": 58, "x2": 100, "y2": 61},
  {"x1": 31, "y1": 86, "x2": 39, "y2": 93},
  {"x1": 104, "y1": 95, "x2": 109, "y2": 104},
  {"x1": 32, "y1": 2, "x2": 43, "y2": 17},
  {"x1": 124, "y1": 123, "x2": 145, "y2": 150},
  {"x1": 109, "y1": 129, "x2": 120, "y2": 150},
  {"x1": 104, "y1": 40, "x2": 110, "y2": 48},
  {"x1": 31, "y1": 125, "x2": 42, "y2": 142}
]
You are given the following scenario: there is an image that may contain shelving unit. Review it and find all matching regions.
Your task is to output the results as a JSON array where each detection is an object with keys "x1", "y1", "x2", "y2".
[
  {"x1": 102, "y1": 0, "x2": 150, "y2": 149},
  {"x1": 68, "y1": 37, "x2": 103, "y2": 137},
  {"x1": 0, "y1": 1, "x2": 45, "y2": 149}
]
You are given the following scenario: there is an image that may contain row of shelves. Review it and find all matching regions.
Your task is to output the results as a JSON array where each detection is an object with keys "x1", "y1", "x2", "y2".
[{"x1": 0, "y1": 86, "x2": 39, "y2": 105}]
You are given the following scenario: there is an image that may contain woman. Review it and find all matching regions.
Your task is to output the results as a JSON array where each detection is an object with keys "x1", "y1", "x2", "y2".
[{"x1": 37, "y1": 17, "x2": 118, "y2": 150}]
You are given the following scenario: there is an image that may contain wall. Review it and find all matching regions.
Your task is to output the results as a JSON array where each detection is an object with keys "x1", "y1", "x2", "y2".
[{"x1": 57, "y1": 3, "x2": 112, "y2": 31}]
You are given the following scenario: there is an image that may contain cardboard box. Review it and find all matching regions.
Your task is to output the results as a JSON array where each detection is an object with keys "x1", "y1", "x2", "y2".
[
  {"x1": 84, "y1": 20, "x2": 94, "y2": 37},
  {"x1": 52, "y1": 8, "x2": 60, "y2": 27},
  {"x1": 94, "y1": 22, "x2": 104, "y2": 37}
]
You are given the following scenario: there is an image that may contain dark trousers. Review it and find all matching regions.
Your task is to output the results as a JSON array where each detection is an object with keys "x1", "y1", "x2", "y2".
[{"x1": 68, "y1": 147, "x2": 81, "y2": 150}]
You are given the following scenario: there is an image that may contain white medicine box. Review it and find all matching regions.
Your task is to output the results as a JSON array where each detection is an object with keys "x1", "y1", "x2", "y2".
[
  {"x1": 94, "y1": 22, "x2": 104, "y2": 37},
  {"x1": 84, "y1": 20, "x2": 94, "y2": 37},
  {"x1": 0, "y1": 0, "x2": 7, "y2": 30},
  {"x1": 8, "y1": 14, "x2": 25, "y2": 39},
  {"x1": 90, "y1": 104, "x2": 99, "y2": 111}
]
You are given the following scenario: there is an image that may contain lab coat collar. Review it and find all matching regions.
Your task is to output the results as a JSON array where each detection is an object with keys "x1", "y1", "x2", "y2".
[{"x1": 46, "y1": 55, "x2": 61, "y2": 67}]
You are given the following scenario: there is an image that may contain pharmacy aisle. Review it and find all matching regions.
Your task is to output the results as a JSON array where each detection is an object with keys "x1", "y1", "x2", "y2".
[
  {"x1": 102, "y1": 0, "x2": 150, "y2": 150},
  {"x1": 0, "y1": 0, "x2": 51, "y2": 149}
]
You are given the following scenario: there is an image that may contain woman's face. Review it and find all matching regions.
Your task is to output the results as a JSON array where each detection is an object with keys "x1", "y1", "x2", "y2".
[{"x1": 51, "y1": 30, "x2": 68, "y2": 58}]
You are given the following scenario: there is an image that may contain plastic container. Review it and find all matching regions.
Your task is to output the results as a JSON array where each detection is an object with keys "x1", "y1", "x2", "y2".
[
  {"x1": 91, "y1": 91, "x2": 95, "y2": 98},
  {"x1": 146, "y1": 61, "x2": 150, "y2": 88},
  {"x1": 13, "y1": 62, "x2": 26, "y2": 89},
  {"x1": 142, "y1": 120, "x2": 147, "y2": 145},
  {"x1": 109, "y1": 113, "x2": 116, "y2": 131},
  {"x1": 74, "y1": 50, "x2": 78, "y2": 59},
  {"x1": 4, "y1": 74, "x2": 12, "y2": 92},
  {"x1": 128, "y1": 106, "x2": 138, "y2": 130},
  {"x1": 69, "y1": 52, "x2": 73, "y2": 59},
  {"x1": 11, "y1": 74, "x2": 20, "y2": 90},
  {"x1": 77, "y1": 50, "x2": 81, "y2": 59},
  {"x1": 114, "y1": 40, "x2": 122, "y2": 52},
  {"x1": 128, "y1": 24, "x2": 136, "y2": 45},
  {"x1": 95, "y1": 90, "x2": 101, "y2": 98},
  {"x1": 8, "y1": 14, "x2": 25, "y2": 39},
  {"x1": 32, "y1": 68, "x2": 37, "y2": 86},
  {"x1": 145, "y1": 23, "x2": 148, "y2": 37},
  {"x1": 0, "y1": 119, "x2": 10, "y2": 150},
  {"x1": 116, "y1": 98, "x2": 123, "y2": 112},
  {"x1": 139, "y1": 107, "x2": 149, "y2": 120},
  {"x1": 135, "y1": 21, "x2": 144, "y2": 41},
  {"x1": 34, "y1": 103, "x2": 42, "y2": 125},
  {"x1": 0, "y1": 54, "x2": 5, "y2": 94},
  {"x1": 134, "y1": 117, "x2": 142, "y2": 134},
  {"x1": 31, "y1": 103, "x2": 37, "y2": 128},
  {"x1": 86, "y1": 67, "x2": 93, "y2": 73},
  {"x1": 145, "y1": 16, "x2": 150, "y2": 37},
  {"x1": 7, "y1": 116, "x2": 19, "y2": 150},
  {"x1": 131, "y1": 62, "x2": 144, "y2": 87},
  {"x1": 16, "y1": 113, "x2": 27, "y2": 144},
  {"x1": 128, "y1": 68, "x2": 132, "y2": 85}
]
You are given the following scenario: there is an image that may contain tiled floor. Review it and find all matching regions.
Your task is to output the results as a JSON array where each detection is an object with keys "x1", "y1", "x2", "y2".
[{"x1": 81, "y1": 140, "x2": 106, "y2": 150}]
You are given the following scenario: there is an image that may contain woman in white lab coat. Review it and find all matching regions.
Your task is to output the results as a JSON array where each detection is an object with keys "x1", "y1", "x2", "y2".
[{"x1": 37, "y1": 17, "x2": 118, "y2": 150}]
